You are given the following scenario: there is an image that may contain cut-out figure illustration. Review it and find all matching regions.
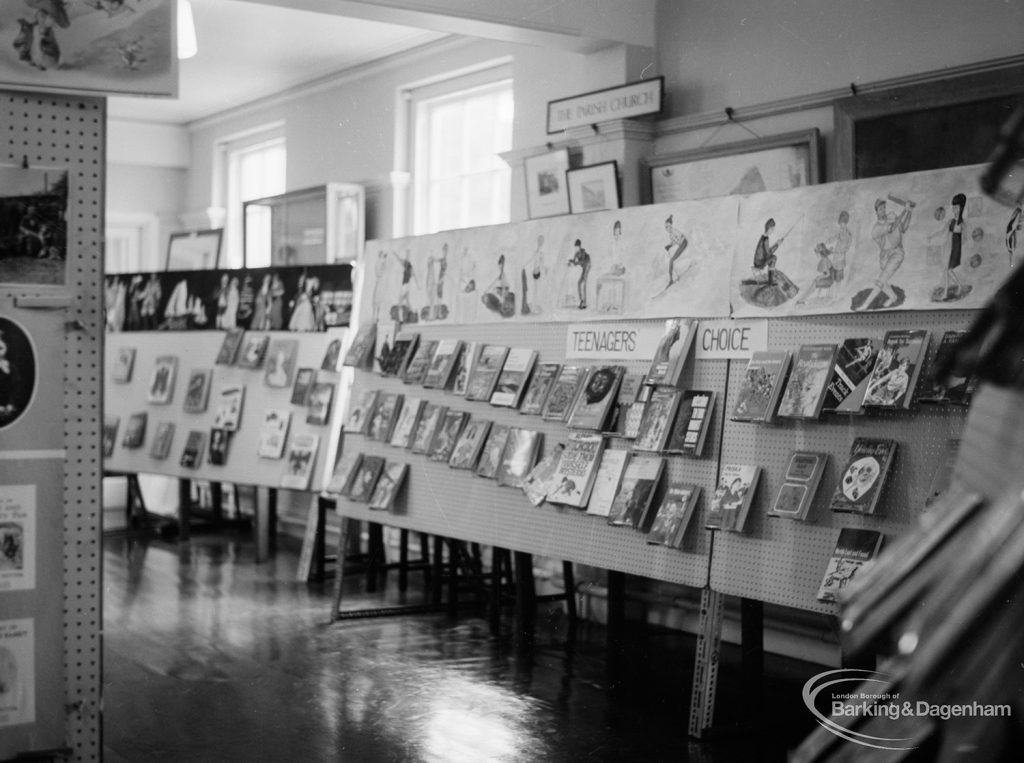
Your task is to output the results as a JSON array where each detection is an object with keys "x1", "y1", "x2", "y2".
[
  {"x1": 1007, "y1": 204, "x2": 1022, "y2": 267},
  {"x1": 567, "y1": 239, "x2": 591, "y2": 310},
  {"x1": 521, "y1": 235, "x2": 547, "y2": 315},
  {"x1": 422, "y1": 243, "x2": 450, "y2": 321},
  {"x1": 827, "y1": 210, "x2": 852, "y2": 285},
  {"x1": 932, "y1": 193, "x2": 971, "y2": 302},
  {"x1": 663, "y1": 215, "x2": 689, "y2": 288},
  {"x1": 739, "y1": 217, "x2": 799, "y2": 308},
  {"x1": 596, "y1": 220, "x2": 627, "y2": 313},
  {"x1": 392, "y1": 249, "x2": 419, "y2": 323},
  {"x1": 797, "y1": 242, "x2": 837, "y2": 304},
  {"x1": 852, "y1": 196, "x2": 914, "y2": 311},
  {"x1": 482, "y1": 253, "x2": 515, "y2": 318},
  {"x1": 370, "y1": 250, "x2": 389, "y2": 322}
]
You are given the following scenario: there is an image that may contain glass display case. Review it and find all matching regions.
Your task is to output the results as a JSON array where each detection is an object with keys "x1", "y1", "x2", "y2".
[{"x1": 242, "y1": 183, "x2": 364, "y2": 267}]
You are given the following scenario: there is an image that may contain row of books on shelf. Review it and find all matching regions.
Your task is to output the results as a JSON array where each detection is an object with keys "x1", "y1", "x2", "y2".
[{"x1": 732, "y1": 328, "x2": 975, "y2": 424}]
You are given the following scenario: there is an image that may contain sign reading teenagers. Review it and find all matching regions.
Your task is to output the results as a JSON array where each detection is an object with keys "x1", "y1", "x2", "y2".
[
  {"x1": 694, "y1": 319, "x2": 768, "y2": 360},
  {"x1": 565, "y1": 322, "x2": 666, "y2": 360}
]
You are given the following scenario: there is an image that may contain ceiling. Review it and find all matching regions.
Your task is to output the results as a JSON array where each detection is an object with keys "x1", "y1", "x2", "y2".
[{"x1": 107, "y1": 0, "x2": 448, "y2": 125}]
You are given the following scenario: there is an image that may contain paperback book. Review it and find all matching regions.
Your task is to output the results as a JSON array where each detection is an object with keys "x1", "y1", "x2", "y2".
[
  {"x1": 208, "y1": 428, "x2": 230, "y2": 466},
  {"x1": 917, "y1": 330, "x2": 976, "y2": 406},
  {"x1": 423, "y1": 339, "x2": 463, "y2": 389},
  {"x1": 380, "y1": 332, "x2": 419, "y2": 377},
  {"x1": 179, "y1": 430, "x2": 205, "y2": 469},
  {"x1": 644, "y1": 318, "x2": 697, "y2": 387},
  {"x1": 264, "y1": 338, "x2": 299, "y2": 389},
  {"x1": 546, "y1": 432, "x2": 605, "y2": 508},
  {"x1": 566, "y1": 365, "x2": 625, "y2": 431},
  {"x1": 705, "y1": 464, "x2": 762, "y2": 532},
  {"x1": 817, "y1": 529, "x2": 885, "y2": 603},
  {"x1": 290, "y1": 367, "x2": 315, "y2": 406},
  {"x1": 521, "y1": 443, "x2": 566, "y2": 507},
  {"x1": 632, "y1": 388, "x2": 681, "y2": 452},
  {"x1": 326, "y1": 452, "x2": 363, "y2": 496},
  {"x1": 541, "y1": 365, "x2": 586, "y2": 422},
  {"x1": 606, "y1": 455, "x2": 666, "y2": 530},
  {"x1": 215, "y1": 328, "x2": 245, "y2": 365},
  {"x1": 402, "y1": 339, "x2": 438, "y2": 385},
  {"x1": 820, "y1": 338, "x2": 881, "y2": 414},
  {"x1": 664, "y1": 390, "x2": 715, "y2": 457},
  {"x1": 450, "y1": 342, "x2": 480, "y2": 396},
  {"x1": 112, "y1": 347, "x2": 135, "y2": 383},
  {"x1": 617, "y1": 372, "x2": 646, "y2": 405},
  {"x1": 146, "y1": 355, "x2": 177, "y2": 405},
  {"x1": 149, "y1": 422, "x2": 175, "y2": 460},
  {"x1": 615, "y1": 401, "x2": 646, "y2": 440},
  {"x1": 495, "y1": 428, "x2": 542, "y2": 489},
  {"x1": 280, "y1": 434, "x2": 320, "y2": 490},
  {"x1": 862, "y1": 329, "x2": 931, "y2": 410},
  {"x1": 343, "y1": 323, "x2": 377, "y2": 368},
  {"x1": 829, "y1": 438, "x2": 898, "y2": 515},
  {"x1": 730, "y1": 351, "x2": 791, "y2": 423},
  {"x1": 586, "y1": 449, "x2": 631, "y2": 518},
  {"x1": 122, "y1": 412, "x2": 147, "y2": 448},
  {"x1": 475, "y1": 424, "x2": 511, "y2": 479},
  {"x1": 776, "y1": 344, "x2": 838, "y2": 419},
  {"x1": 182, "y1": 369, "x2": 212, "y2": 413},
  {"x1": 237, "y1": 333, "x2": 270, "y2": 369},
  {"x1": 102, "y1": 416, "x2": 119, "y2": 458},
  {"x1": 369, "y1": 462, "x2": 409, "y2": 511},
  {"x1": 410, "y1": 403, "x2": 447, "y2": 455},
  {"x1": 256, "y1": 409, "x2": 291, "y2": 459},
  {"x1": 373, "y1": 322, "x2": 398, "y2": 375},
  {"x1": 646, "y1": 483, "x2": 701, "y2": 548},
  {"x1": 448, "y1": 418, "x2": 492, "y2": 470},
  {"x1": 768, "y1": 451, "x2": 828, "y2": 521},
  {"x1": 368, "y1": 392, "x2": 404, "y2": 443},
  {"x1": 347, "y1": 455, "x2": 385, "y2": 502},
  {"x1": 388, "y1": 397, "x2": 425, "y2": 448},
  {"x1": 519, "y1": 362, "x2": 561, "y2": 416},
  {"x1": 306, "y1": 381, "x2": 335, "y2": 425},
  {"x1": 428, "y1": 409, "x2": 468, "y2": 463},
  {"x1": 490, "y1": 348, "x2": 538, "y2": 408},
  {"x1": 212, "y1": 385, "x2": 245, "y2": 432},
  {"x1": 465, "y1": 344, "x2": 509, "y2": 402},
  {"x1": 345, "y1": 389, "x2": 379, "y2": 435}
]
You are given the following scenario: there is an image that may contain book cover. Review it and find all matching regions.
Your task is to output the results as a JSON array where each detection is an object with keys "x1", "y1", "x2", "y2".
[
  {"x1": 112, "y1": 347, "x2": 135, "y2": 383},
  {"x1": 465, "y1": 344, "x2": 509, "y2": 402},
  {"x1": 264, "y1": 338, "x2": 299, "y2": 389},
  {"x1": 768, "y1": 451, "x2": 828, "y2": 521},
  {"x1": 829, "y1": 438, "x2": 898, "y2": 515},
  {"x1": 918, "y1": 330, "x2": 976, "y2": 406},
  {"x1": 521, "y1": 443, "x2": 566, "y2": 507},
  {"x1": 182, "y1": 369, "x2": 212, "y2": 413},
  {"x1": 306, "y1": 381, "x2": 335, "y2": 425},
  {"x1": 495, "y1": 428, "x2": 541, "y2": 489},
  {"x1": 730, "y1": 351, "x2": 791, "y2": 423},
  {"x1": 212, "y1": 385, "x2": 245, "y2": 432},
  {"x1": 615, "y1": 401, "x2": 646, "y2": 440},
  {"x1": 380, "y1": 332, "x2": 419, "y2": 377},
  {"x1": 450, "y1": 341, "x2": 480, "y2": 396},
  {"x1": 448, "y1": 417, "x2": 492, "y2": 470},
  {"x1": 343, "y1": 323, "x2": 377, "y2": 368},
  {"x1": 862, "y1": 329, "x2": 931, "y2": 409},
  {"x1": 541, "y1": 365, "x2": 585, "y2": 422},
  {"x1": 567, "y1": 366, "x2": 624, "y2": 431},
  {"x1": 326, "y1": 452, "x2": 363, "y2": 496},
  {"x1": 208, "y1": 428, "x2": 230, "y2": 466},
  {"x1": 706, "y1": 464, "x2": 762, "y2": 532},
  {"x1": 632, "y1": 388, "x2": 682, "y2": 452},
  {"x1": 776, "y1": 344, "x2": 838, "y2": 419},
  {"x1": 321, "y1": 333, "x2": 344, "y2": 371},
  {"x1": 820, "y1": 338, "x2": 881, "y2": 414},
  {"x1": 925, "y1": 438, "x2": 961, "y2": 507},
  {"x1": 280, "y1": 434, "x2": 320, "y2": 490},
  {"x1": 410, "y1": 403, "x2": 447, "y2": 455},
  {"x1": 546, "y1": 432, "x2": 605, "y2": 508},
  {"x1": 148, "y1": 421, "x2": 175, "y2": 460},
  {"x1": 237, "y1": 333, "x2": 270, "y2": 369},
  {"x1": 373, "y1": 321, "x2": 398, "y2": 375},
  {"x1": 475, "y1": 424, "x2": 511, "y2": 479},
  {"x1": 122, "y1": 412, "x2": 147, "y2": 448},
  {"x1": 423, "y1": 339, "x2": 463, "y2": 389},
  {"x1": 665, "y1": 390, "x2": 715, "y2": 457},
  {"x1": 645, "y1": 318, "x2": 697, "y2": 387},
  {"x1": 290, "y1": 367, "x2": 315, "y2": 406},
  {"x1": 606, "y1": 455, "x2": 665, "y2": 529},
  {"x1": 179, "y1": 430, "x2": 205, "y2": 468},
  {"x1": 490, "y1": 348, "x2": 538, "y2": 408},
  {"x1": 646, "y1": 483, "x2": 701, "y2": 548},
  {"x1": 215, "y1": 328, "x2": 245, "y2": 365},
  {"x1": 102, "y1": 416, "x2": 119, "y2": 458},
  {"x1": 586, "y1": 449, "x2": 631, "y2": 518},
  {"x1": 519, "y1": 362, "x2": 561, "y2": 416},
  {"x1": 618, "y1": 372, "x2": 646, "y2": 405},
  {"x1": 402, "y1": 339, "x2": 438, "y2": 385},
  {"x1": 428, "y1": 409, "x2": 468, "y2": 463},
  {"x1": 817, "y1": 528, "x2": 885, "y2": 603},
  {"x1": 388, "y1": 397, "x2": 425, "y2": 448},
  {"x1": 369, "y1": 462, "x2": 409, "y2": 511},
  {"x1": 345, "y1": 389, "x2": 379, "y2": 435},
  {"x1": 368, "y1": 392, "x2": 404, "y2": 443},
  {"x1": 347, "y1": 455, "x2": 385, "y2": 502},
  {"x1": 146, "y1": 355, "x2": 177, "y2": 405},
  {"x1": 256, "y1": 409, "x2": 291, "y2": 459}
]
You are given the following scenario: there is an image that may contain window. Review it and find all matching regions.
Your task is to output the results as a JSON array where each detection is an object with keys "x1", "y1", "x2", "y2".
[
  {"x1": 215, "y1": 124, "x2": 286, "y2": 268},
  {"x1": 408, "y1": 66, "x2": 514, "y2": 235}
]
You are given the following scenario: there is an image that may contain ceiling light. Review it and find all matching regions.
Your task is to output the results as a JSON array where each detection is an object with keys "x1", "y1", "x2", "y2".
[{"x1": 178, "y1": 0, "x2": 197, "y2": 60}]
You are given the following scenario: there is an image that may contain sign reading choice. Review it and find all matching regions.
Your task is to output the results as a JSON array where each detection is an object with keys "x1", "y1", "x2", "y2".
[
  {"x1": 694, "y1": 319, "x2": 768, "y2": 360},
  {"x1": 547, "y1": 77, "x2": 664, "y2": 134},
  {"x1": 565, "y1": 322, "x2": 665, "y2": 360}
]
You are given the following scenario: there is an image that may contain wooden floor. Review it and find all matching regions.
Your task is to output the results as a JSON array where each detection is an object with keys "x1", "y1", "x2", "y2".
[{"x1": 102, "y1": 531, "x2": 821, "y2": 762}]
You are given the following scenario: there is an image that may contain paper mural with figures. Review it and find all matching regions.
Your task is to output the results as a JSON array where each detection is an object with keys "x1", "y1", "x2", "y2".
[
  {"x1": 362, "y1": 196, "x2": 737, "y2": 325},
  {"x1": 731, "y1": 163, "x2": 1010, "y2": 317}
]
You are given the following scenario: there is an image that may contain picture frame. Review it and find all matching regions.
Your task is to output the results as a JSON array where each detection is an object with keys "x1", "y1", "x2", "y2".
[
  {"x1": 524, "y1": 149, "x2": 571, "y2": 219},
  {"x1": 644, "y1": 128, "x2": 821, "y2": 204},
  {"x1": 166, "y1": 229, "x2": 223, "y2": 271},
  {"x1": 567, "y1": 161, "x2": 620, "y2": 214}
]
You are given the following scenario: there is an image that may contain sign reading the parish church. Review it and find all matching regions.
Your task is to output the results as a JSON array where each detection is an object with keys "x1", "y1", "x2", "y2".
[{"x1": 547, "y1": 77, "x2": 664, "y2": 134}]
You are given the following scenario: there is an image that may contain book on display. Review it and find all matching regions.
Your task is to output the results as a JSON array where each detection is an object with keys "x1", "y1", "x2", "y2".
[
  {"x1": 767, "y1": 451, "x2": 828, "y2": 521},
  {"x1": 545, "y1": 432, "x2": 605, "y2": 508},
  {"x1": 705, "y1": 464, "x2": 762, "y2": 532},
  {"x1": 776, "y1": 344, "x2": 838, "y2": 419},
  {"x1": 730, "y1": 351, "x2": 791, "y2": 423}
]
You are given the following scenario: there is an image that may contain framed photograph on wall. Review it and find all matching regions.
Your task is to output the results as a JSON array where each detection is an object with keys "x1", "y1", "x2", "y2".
[
  {"x1": 567, "y1": 161, "x2": 620, "y2": 214},
  {"x1": 524, "y1": 149, "x2": 571, "y2": 219},
  {"x1": 645, "y1": 128, "x2": 820, "y2": 204},
  {"x1": 166, "y1": 229, "x2": 223, "y2": 271}
]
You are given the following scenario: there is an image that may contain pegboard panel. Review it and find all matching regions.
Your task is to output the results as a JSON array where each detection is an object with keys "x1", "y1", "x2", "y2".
[
  {"x1": 334, "y1": 319, "x2": 723, "y2": 589},
  {"x1": 709, "y1": 309, "x2": 976, "y2": 614},
  {"x1": 3, "y1": 90, "x2": 105, "y2": 762}
]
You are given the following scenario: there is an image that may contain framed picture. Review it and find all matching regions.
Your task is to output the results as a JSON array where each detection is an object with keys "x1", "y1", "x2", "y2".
[
  {"x1": 645, "y1": 128, "x2": 821, "y2": 204},
  {"x1": 524, "y1": 149, "x2": 571, "y2": 219},
  {"x1": 567, "y1": 161, "x2": 620, "y2": 214},
  {"x1": 166, "y1": 229, "x2": 223, "y2": 271}
]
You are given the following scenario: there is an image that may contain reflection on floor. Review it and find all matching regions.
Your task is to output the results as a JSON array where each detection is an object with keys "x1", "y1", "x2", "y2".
[{"x1": 103, "y1": 533, "x2": 821, "y2": 762}]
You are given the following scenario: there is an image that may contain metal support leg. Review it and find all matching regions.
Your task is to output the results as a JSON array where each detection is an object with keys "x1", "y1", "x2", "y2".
[
  {"x1": 513, "y1": 551, "x2": 536, "y2": 648},
  {"x1": 741, "y1": 597, "x2": 764, "y2": 722},
  {"x1": 688, "y1": 587, "x2": 724, "y2": 739},
  {"x1": 329, "y1": 517, "x2": 350, "y2": 623}
]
